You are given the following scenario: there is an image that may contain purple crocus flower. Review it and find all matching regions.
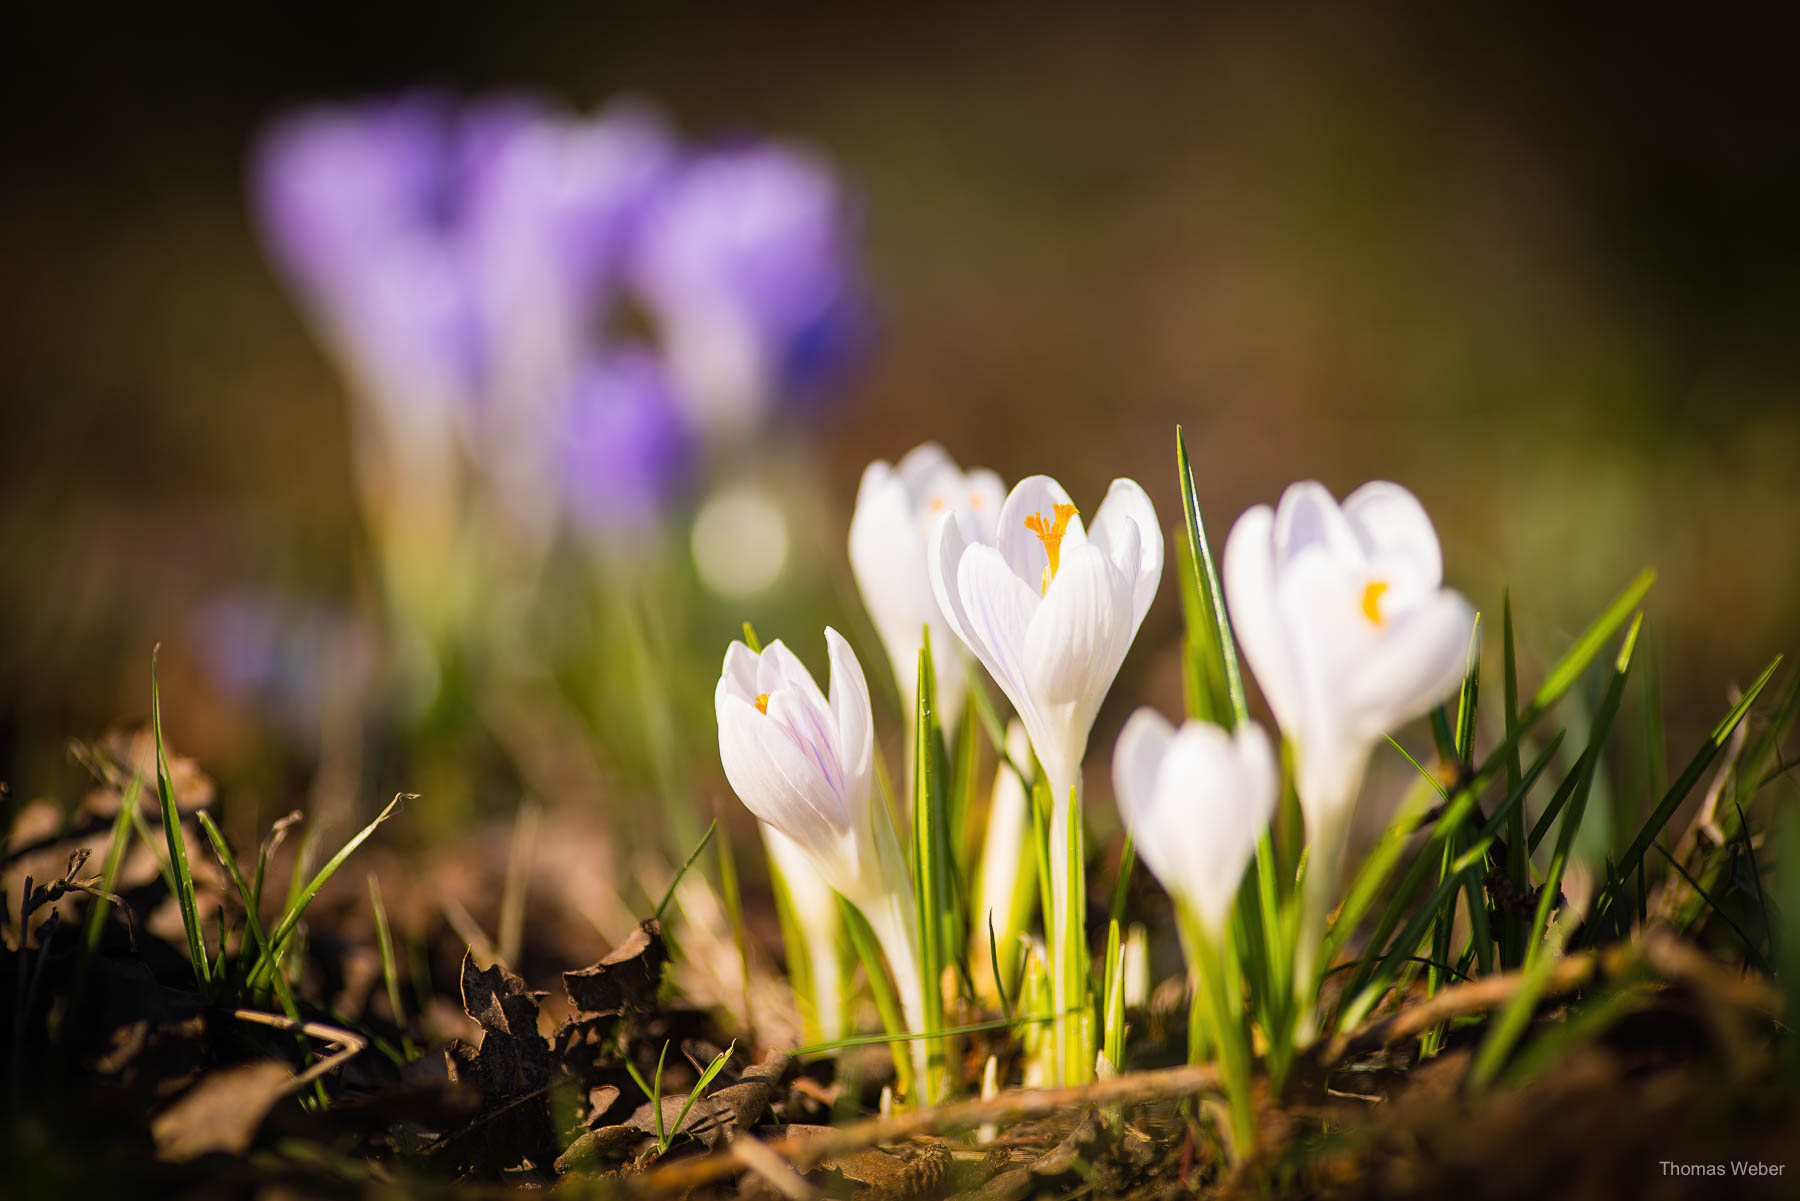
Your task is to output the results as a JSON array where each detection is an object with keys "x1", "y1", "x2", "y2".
[
  {"x1": 559, "y1": 349, "x2": 692, "y2": 537},
  {"x1": 628, "y1": 140, "x2": 866, "y2": 436}
]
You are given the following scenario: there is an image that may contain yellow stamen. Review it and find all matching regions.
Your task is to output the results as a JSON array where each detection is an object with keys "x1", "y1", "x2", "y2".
[
  {"x1": 1361, "y1": 580, "x2": 1389, "y2": 625},
  {"x1": 929, "y1": 496, "x2": 948, "y2": 511},
  {"x1": 754, "y1": 692, "x2": 771, "y2": 714},
  {"x1": 968, "y1": 492, "x2": 984, "y2": 509},
  {"x1": 1024, "y1": 502, "x2": 1080, "y2": 595}
]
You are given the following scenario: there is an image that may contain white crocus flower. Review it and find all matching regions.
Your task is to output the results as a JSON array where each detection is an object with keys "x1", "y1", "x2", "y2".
[
  {"x1": 928, "y1": 474, "x2": 1163, "y2": 803},
  {"x1": 1112, "y1": 711, "x2": 1277, "y2": 941},
  {"x1": 849, "y1": 443, "x2": 1004, "y2": 731},
  {"x1": 929, "y1": 472, "x2": 1162, "y2": 1083},
  {"x1": 1222, "y1": 480, "x2": 1475, "y2": 1004},
  {"x1": 714, "y1": 630, "x2": 924, "y2": 1041}
]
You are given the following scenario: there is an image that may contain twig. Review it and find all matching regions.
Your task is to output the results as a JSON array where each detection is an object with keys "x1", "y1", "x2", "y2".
[
  {"x1": 228, "y1": 1008, "x2": 368, "y2": 1094},
  {"x1": 730, "y1": 1135, "x2": 822, "y2": 1201},
  {"x1": 1321, "y1": 926, "x2": 1782, "y2": 1068},
  {"x1": 629, "y1": 1061, "x2": 1222, "y2": 1195}
]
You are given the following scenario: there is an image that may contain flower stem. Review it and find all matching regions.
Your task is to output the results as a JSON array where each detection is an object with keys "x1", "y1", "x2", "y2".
[{"x1": 1049, "y1": 783, "x2": 1093, "y2": 1084}]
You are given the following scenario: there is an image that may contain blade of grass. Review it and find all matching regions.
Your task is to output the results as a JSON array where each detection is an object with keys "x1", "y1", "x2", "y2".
[
  {"x1": 669, "y1": 1043, "x2": 735, "y2": 1152},
  {"x1": 1335, "y1": 755, "x2": 1552, "y2": 1031},
  {"x1": 1328, "y1": 734, "x2": 1562, "y2": 973},
  {"x1": 80, "y1": 774, "x2": 140, "y2": 960},
  {"x1": 1524, "y1": 614, "x2": 1641, "y2": 965},
  {"x1": 197, "y1": 810, "x2": 324, "y2": 1102},
  {"x1": 1175, "y1": 425, "x2": 1248, "y2": 727},
  {"x1": 368, "y1": 873, "x2": 413, "y2": 1056},
  {"x1": 837, "y1": 894, "x2": 915, "y2": 1098},
  {"x1": 152, "y1": 649, "x2": 210, "y2": 992},
  {"x1": 1595, "y1": 654, "x2": 1783, "y2": 925},
  {"x1": 655, "y1": 819, "x2": 718, "y2": 921},
  {"x1": 248, "y1": 793, "x2": 406, "y2": 990},
  {"x1": 1465, "y1": 938, "x2": 1562, "y2": 1091},
  {"x1": 912, "y1": 630, "x2": 954, "y2": 1099},
  {"x1": 1650, "y1": 841, "x2": 1766, "y2": 969},
  {"x1": 1499, "y1": 591, "x2": 1528, "y2": 967}
]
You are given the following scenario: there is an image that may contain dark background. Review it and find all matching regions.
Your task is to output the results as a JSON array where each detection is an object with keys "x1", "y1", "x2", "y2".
[{"x1": 3, "y1": 1, "x2": 1797, "y2": 803}]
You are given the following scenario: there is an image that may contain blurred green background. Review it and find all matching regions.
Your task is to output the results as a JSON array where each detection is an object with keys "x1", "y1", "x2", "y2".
[{"x1": 3, "y1": 2, "x2": 1796, "y2": 823}]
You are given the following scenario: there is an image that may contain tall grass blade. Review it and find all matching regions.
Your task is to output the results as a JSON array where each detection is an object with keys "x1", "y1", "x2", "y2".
[
  {"x1": 1175, "y1": 426, "x2": 1247, "y2": 727},
  {"x1": 151, "y1": 650, "x2": 210, "y2": 991},
  {"x1": 248, "y1": 793, "x2": 406, "y2": 989},
  {"x1": 1596, "y1": 653, "x2": 1783, "y2": 924},
  {"x1": 1524, "y1": 614, "x2": 1641, "y2": 964}
]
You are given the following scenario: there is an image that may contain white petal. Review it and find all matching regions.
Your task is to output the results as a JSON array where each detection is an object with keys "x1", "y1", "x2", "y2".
[
  {"x1": 849, "y1": 464, "x2": 932, "y2": 689},
  {"x1": 720, "y1": 640, "x2": 761, "y2": 701},
  {"x1": 717, "y1": 693, "x2": 843, "y2": 839},
  {"x1": 764, "y1": 687, "x2": 847, "y2": 808},
  {"x1": 1111, "y1": 708, "x2": 1176, "y2": 830},
  {"x1": 1348, "y1": 590, "x2": 1477, "y2": 739},
  {"x1": 1343, "y1": 480, "x2": 1442, "y2": 593},
  {"x1": 954, "y1": 542, "x2": 1042, "y2": 705},
  {"x1": 1087, "y1": 478, "x2": 1164, "y2": 631},
  {"x1": 1023, "y1": 544, "x2": 1132, "y2": 709},
  {"x1": 1273, "y1": 480, "x2": 1365, "y2": 572},
  {"x1": 1223, "y1": 504, "x2": 1303, "y2": 737},
  {"x1": 928, "y1": 510, "x2": 978, "y2": 652},
  {"x1": 997, "y1": 474, "x2": 1084, "y2": 588},
  {"x1": 825, "y1": 627, "x2": 874, "y2": 793}
]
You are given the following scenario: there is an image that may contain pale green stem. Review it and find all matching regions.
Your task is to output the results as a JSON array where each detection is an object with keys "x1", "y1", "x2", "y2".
[{"x1": 1048, "y1": 781, "x2": 1092, "y2": 1084}]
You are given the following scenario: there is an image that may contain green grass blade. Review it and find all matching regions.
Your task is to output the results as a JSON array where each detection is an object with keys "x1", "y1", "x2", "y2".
[
  {"x1": 1521, "y1": 570, "x2": 1654, "y2": 720},
  {"x1": 248, "y1": 793, "x2": 405, "y2": 989},
  {"x1": 1598, "y1": 654, "x2": 1783, "y2": 920},
  {"x1": 1329, "y1": 734, "x2": 1562, "y2": 971},
  {"x1": 152, "y1": 650, "x2": 210, "y2": 991},
  {"x1": 1465, "y1": 942, "x2": 1561, "y2": 1091},
  {"x1": 1335, "y1": 747, "x2": 1554, "y2": 1029},
  {"x1": 1527, "y1": 749, "x2": 1590, "y2": 855},
  {"x1": 670, "y1": 1042, "x2": 735, "y2": 1150},
  {"x1": 1524, "y1": 614, "x2": 1641, "y2": 964},
  {"x1": 81, "y1": 773, "x2": 139, "y2": 959},
  {"x1": 837, "y1": 894, "x2": 914, "y2": 1097},
  {"x1": 1175, "y1": 425, "x2": 1248, "y2": 727},
  {"x1": 198, "y1": 810, "x2": 323, "y2": 1099},
  {"x1": 368, "y1": 873, "x2": 412, "y2": 1054},
  {"x1": 655, "y1": 819, "x2": 718, "y2": 920},
  {"x1": 912, "y1": 631, "x2": 952, "y2": 1099},
  {"x1": 1500, "y1": 591, "x2": 1528, "y2": 967}
]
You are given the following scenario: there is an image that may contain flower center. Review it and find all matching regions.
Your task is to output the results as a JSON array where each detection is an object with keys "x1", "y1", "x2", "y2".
[
  {"x1": 1023, "y1": 503, "x2": 1080, "y2": 594},
  {"x1": 754, "y1": 692, "x2": 771, "y2": 714},
  {"x1": 1361, "y1": 580, "x2": 1389, "y2": 625}
]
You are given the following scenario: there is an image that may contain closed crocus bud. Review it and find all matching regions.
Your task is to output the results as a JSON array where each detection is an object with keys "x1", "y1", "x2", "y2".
[
  {"x1": 849, "y1": 443, "x2": 1004, "y2": 730},
  {"x1": 1112, "y1": 711, "x2": 1277, "y2": 942},
  {"x1": 928, "y1": 474, "x2": 1163, "y2": 804},
  {"x1": 1223, "y1": 480, "x2": 1475, "y2": 1006},
  {"x1": 714, "y1": 630, "x2": 923, "y2": 1033}
]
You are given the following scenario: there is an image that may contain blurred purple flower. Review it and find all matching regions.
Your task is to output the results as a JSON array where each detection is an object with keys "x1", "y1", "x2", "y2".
[
  {"x1": 253, "y1": 94, "x2": 674, "y2": 439},
  {"x1": 559, "y1": 349, "x2": 692, "y2": 536},
  {"x1": 629, "y1": 140, "x2": 866, "y2": 434}
]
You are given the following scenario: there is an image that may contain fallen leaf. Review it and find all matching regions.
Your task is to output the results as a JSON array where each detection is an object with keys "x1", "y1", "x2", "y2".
[
  {"x1": 563, "y1": 920, "x2": 667, "y2": 1016},
  {"x1": 151, "y1": 1060, "x2": 291, "y2": 1161}
]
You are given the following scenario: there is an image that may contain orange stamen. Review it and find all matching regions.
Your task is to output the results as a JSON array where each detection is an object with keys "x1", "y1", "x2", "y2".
[
  {"x1": 1361, "y1": 581, "x2": 1389, "y2": 625},
  {"x1": 754, "y1": 693, "x2": 771, "y2": 714},
  {"x1": 1023, "y1": 502, "x2": 1080, "y2": 594}
]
